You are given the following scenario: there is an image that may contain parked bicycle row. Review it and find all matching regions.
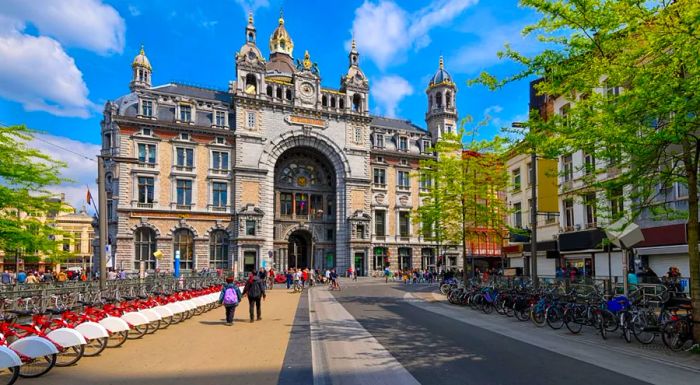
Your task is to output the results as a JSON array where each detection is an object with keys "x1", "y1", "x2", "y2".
[
  {"x1": 0, "y1": 275, "x2": 229, "y2": 385},
  {"x1": 439, "y1": 277, "x2": 696, "y2": 353}
]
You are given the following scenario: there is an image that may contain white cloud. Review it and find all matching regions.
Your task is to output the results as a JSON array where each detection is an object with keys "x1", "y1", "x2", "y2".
[
  {"x1": 28, "y1": 134, "x2": 100, "y2": 212},
  {"x1": 349, "y1": 0, "x2": 478, "y2": 69},
  {"x1": 0, "y1": 28, "x2": 95, "y2": 117},
  {"x1": 234, "y1": 0, "x2": 270, "y2": 13},
  {"x1": 2, "y1": 0, "x2": 125, "y2": 55},
  {"x1": 372, "y1": 75, "x2": 414, "y2": 117},
  {"x1": 128, "y1": 5, "x2": 141, "y2": 17},
  {"x1": 450, "y1": 11, "x2": 540, "y2": 73}
]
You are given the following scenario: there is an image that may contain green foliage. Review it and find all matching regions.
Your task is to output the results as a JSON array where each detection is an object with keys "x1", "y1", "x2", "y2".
[
  {"x1": 0, "y1": 124, "x2": 71, "y2": 262},
  {"x1": 416, "y1": 119, "x2": 510, "y2": 277}
]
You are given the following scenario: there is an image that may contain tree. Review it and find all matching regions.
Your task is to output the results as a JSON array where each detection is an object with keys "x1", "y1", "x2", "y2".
[
  {"x1": 0, "y1": 124, "x2": 70, "y2": 266},
  {"x1": 474, "y1": 0, "x2": 700, "y2": 340},
  {"x1": 416, "y1": 122, "x2": 509, "y2": 282}
]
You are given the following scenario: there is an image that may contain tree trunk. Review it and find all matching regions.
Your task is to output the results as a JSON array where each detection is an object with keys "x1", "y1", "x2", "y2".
[{"x1": 681, "y1": 142, "x2": 700, "y2": 342}]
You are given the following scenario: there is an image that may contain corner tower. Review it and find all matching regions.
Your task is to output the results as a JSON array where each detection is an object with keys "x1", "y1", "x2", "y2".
[
  {"x1": 425, "y1": 56, "x2": 457, "y2": 144},
  {"x1": 130, "y1": 45, "x2": 152, "y2": 91}
]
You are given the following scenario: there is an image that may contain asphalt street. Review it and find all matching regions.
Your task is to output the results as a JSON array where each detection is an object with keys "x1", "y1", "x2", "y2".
[{"x1": 328, "y1": 281, "x2": 650, "y2": 385}]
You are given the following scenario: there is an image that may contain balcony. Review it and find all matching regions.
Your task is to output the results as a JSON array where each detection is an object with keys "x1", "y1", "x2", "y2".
[
  {"x1": 136, "y1": 202, "x2": 153, "y2": 209},
  {"x1": 374, "y1": 235, "x2": 386, "y2": 241},
  {"x1": 173, "y1": 165, "x2": 194, "y2": 172},
  {"x1": 209, "y1": 168, "x2": 229, "y2": 176},
  {"x1": 176, "y1": 204, "x2": 192, "y2": 211},
  {"x1": 397, "y1": 185, "x2": 410, "y2": 191},
  {"x1": 137, "y1": 162, "x2": 156, "y2": 169},
  {"x1": 372, "y1": 183, "x2": 387, "y2": 190}
]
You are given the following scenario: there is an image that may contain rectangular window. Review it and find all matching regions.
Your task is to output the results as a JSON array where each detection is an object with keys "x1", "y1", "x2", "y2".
[
  {"x1": 176, "y1": 179, "x2": 192, "y2": 206},
  {"x1": 419, "y1": 173, "x2": 431, "y2": 190},
  {"x1": 142, "y1": 100, "x2": 153, "y2": 117},
  {"x1": 374, "y1": 210, "x2": 386, "y2": 236},
  {"x1": 326, "y1": 196, "x2": 334, "y2": 217},
  {"x1": 212, "y1": 151, "x2": 229, "y2": 170},
  {"x1": 215, "y1": 111, "x2": 226, "y2": 126},
  {"x1": 212, "y1": 182, "x2": 227, "y2": 208},
  {"x1": 138, "y1": 143, "x2": 156, "y2": 164},
  {"x1": 584, "y1": 153, "x2": 595, "y2": 175},
  {"x1": 295, "y1": 193, "x2": 308, "y2": 216},
  {"x1": 609, "y1": 187, "x2": 624, "y2": 220},
  {"x1": 563, "y1": 155, "x2": 573, "y2": 182},
  {"x1": 398, "y1": 136, "x2": 408, "y2": 151},
  {"x1": 399, "y1": 248, "x2": 412, "y2": 270},
  {"x1": 246, "y1": 220, "x2": 256, "y2": 236},
  {"x1": 357, "y1": 224, "x2": 366, "y2": 239},
  {"x1": 326, "y1": 229, "x2": 334, "y2": 241},
  {"x1": 373, "y1": 168, "x2": 386, "y2": 186},
  {"x1": 180, "y1": 105, "x2": 192, "y2": 122},
  {"x1": 310, "y1": 194, "x2": 323, "y2": 218},
  {"x1": 247, "y1": 111, "x2": 256, "y2": 129},
  {"x1": 280, "y1": 193, "x2": 293, "y2": 215},
  {"x1": 527, "y1": 162, "x2": 533, "y2": 186},
  {"x1": 399, "y1": 211, "x2": 410, "y2": 237},
  {"x1": 137, "y1": 176, "x2": 154, "y2": 204},
  {"x1": 445, "y1": 125, "x2": 453, "y2": 134},
  {"x1": 176, "y1": 147, "x2": 194, "y2": 168},
  {"x1": 564, "y1": 199, "x2": 574, "y2": 229},
  {"x1": 513, "y1": 202, "x2": 522, "y2": 228},
  {"x1": 354, "y1": 127, "x2": 362, "y2": 144},
  {"x1": 676, "y1": 182, "x2": 689, "y2": 199},
  {"x1": 375, "y1": 134, "x2": 384, "y2": 148},
  {"x1": 397, "y1": 171, "x2": 410, "y2": 189},
  {"x1": 584, "y1": 193, "x2": 596, "y2": 227},
  {"x1": 512, "y1": 168, "x2": 521, "y2": 191}
]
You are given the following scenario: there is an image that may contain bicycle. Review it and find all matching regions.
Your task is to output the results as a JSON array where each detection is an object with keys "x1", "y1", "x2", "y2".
[{"x1": 292, "y1": 280, "x2": 303, "y2": 293}]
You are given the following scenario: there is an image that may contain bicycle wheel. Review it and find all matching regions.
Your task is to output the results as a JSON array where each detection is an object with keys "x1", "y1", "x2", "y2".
[
  {"x1": 597, "y1": 313, "x2": 608, "y2": 340},
  {"x1": 440, "y1": 284, "x2": 451, "y2": 295},
  {"x1": 55, "y1": 344, "x2": 84, "y2": 367},
  {"x1": 0, "y1": 366, "x2": 18, "y2": 385},
  {"x1": 127, "y1": 324, "x2": 148, "y2": 339},
  {"x1": 632, "y1": 313, "x2": 656, "y2": 344},
  {"x1": 546, "y1": 307, "x2": 564, "y2": 330},
  {"x1": 83, "y1": 337, "x2": 108, "y2": 357},
  {"x1": 564, "y1": 309, "x2": 582, "y2": 334},
  {"x1": 482, "y1": 301, "x2": 494, "y2": 314},
  {"x1": 661, "y1": 320, "x2": 689, "y2": 352},
  {"x1": 622, "y1": 320, "x2": 632, "y2": 343},
  {"x1": 601, "y1": 310, "x2": 618, "y2": 332},
  {"x1": 18, "y1": 354, "x2": 56, "y2": 378},
  {"x1": 530, "y1": 305, "x2": 546, "y2": 327},
  {"x1": 106, "y1": 330, "x2": 128, "y2": 348},
  {"x1": 504, "y1": 302, "x2": 515, "y2": 317},
  {"x1": 146, "y1": 320, "x2": 160, "y2": 334}
]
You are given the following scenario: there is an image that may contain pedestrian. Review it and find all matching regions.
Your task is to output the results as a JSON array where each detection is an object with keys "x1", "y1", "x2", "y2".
[
  {"x1": 57, "y1": 270, "x2": 67, "y2": 282},
  {"x1": 302, "y1": 268, "x2": 309, "y2": 287},
  {"x1": 25, "y1": 272, "x2": 39, "y2": 284},
  {"x1": 352, "y1": 268, "x2": 358, "y2": 282},
  {"x1": 219, "y1": 277, "x2": 242, "y2": 326},
  {"x1": 1, "y1": 271, "x2": 11, "y2": 285},
  {"x1": 384, "y1": 266, "x2": 390, "y2": 283},
  {"x1": 242, "y1": 270, "x2": 266, "y2": 322}
]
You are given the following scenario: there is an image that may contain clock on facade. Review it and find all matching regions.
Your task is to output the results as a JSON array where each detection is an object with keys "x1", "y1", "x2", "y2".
[{"x1": 300, "y1": 82, "x2": 314, "y2": 98}]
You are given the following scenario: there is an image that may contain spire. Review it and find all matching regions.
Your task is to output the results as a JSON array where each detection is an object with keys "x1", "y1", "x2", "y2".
[
  {"x1": 439, "y1": 55, "x2": 444, "y2": 70},
  {"x1": 279, "y1": 8, "x2": 284, "y2": 25},
  {"x1": 348, "y1": 38, "x2": 360, "y2": 67},
  {"x1": 248, "y1": 11, "x2": 253, "y2": 25},
  {"x1": 269, "y1": 8, "x2": 293, "y2": 56},
  {"x1": 246, "y1": 11, "x2": 256, "y2": 43}
]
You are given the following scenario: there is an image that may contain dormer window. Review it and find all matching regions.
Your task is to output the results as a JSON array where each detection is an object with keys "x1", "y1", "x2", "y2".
[
  {"x1": 400, "y1": 158, "x2": 408, "y2": 166},
  {"x1": 180, "y1": 132, "x2": 190, "y2": 141},
  {"x1": 142, "y1": 100, "x2": 153, "y2": 117},
  {"x1": 142, "y1": 128, "x2": 152, "y2": 136},
  {"x1": 421, "y1": 140, "x2": 431, "y2": 153},
  {"x1": 374, "y1": 134, "x2": 384, "y2": 148},
  {"x1": 179, "y1": 105, "x2": 192, "y2": 122},
  {"x1": 398, "y1": 136, "x2": 408, "y2": 151},
  {"x1": 215, "y1": 111, "x2": 226, "y2": 127},
  {"x1": 216, "y1": 137, "x2": 225, "y2": 144}
]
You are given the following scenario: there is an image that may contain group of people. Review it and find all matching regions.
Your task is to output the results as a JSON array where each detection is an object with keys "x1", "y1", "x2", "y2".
[
  {"x1": 383, "y1": 267, "x2": 438, "y2": 284},
  {"x1": 218, "y1": 270, "x2": 267, "y2": 326},
  {"x1": 1, "y1": 269, "x2": 89, "y2": 284}
]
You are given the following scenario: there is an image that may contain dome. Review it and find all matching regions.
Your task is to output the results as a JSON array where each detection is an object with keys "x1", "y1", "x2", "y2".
[
  {"x1": 269, "y1": 13, "x2": 294, "y2": 56},
  {"x1": 429, "y1": 56, "x2": 452, "y2": 87},
  {"x1": 132, "y1": 46, "x2": 151, "y2": 70}
]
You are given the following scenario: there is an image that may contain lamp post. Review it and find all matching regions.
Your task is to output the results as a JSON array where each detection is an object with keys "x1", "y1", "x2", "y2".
[{"x1": 97, "y1": 154, "x2": 139, "y2": 290}]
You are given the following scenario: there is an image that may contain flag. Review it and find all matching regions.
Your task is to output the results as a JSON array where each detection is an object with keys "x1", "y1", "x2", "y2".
[{"x1": 86, "y1": 188, "x2": 93, "y2": 205}]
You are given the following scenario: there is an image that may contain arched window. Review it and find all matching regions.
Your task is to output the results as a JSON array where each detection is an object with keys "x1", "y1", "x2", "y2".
[
  {"x1": 330, "y1": 97, "x2": 336, "y2": 108},
  {"x1": 446, "y1": 91, "x2": 452, "y2": 108},
  {"x1": 134, "y1": 227, "x2": 157, "y2": 270},
  {"x1": 339, "y1": 98, "x2": 345, "y2": 109},
  {"x1": 266, "y1": 85, "x2": 273, "y2": 97},
  {"x1": 245, "y1": 73, "x2": 257, "y2": 94},
  {"x1": 435, "y1": 93, "x2": 442, "y2": 108},
  {"x1": 276, "y1": 87, "x2": 282, "y2": 99},
  {"x1": 209, "y1": 230, "x2": 229, "y2": 269},
  {"x1": 247, "y1": 32, "x2": 254, "y2": 43},
  {"x1": 285, "y1": 89, "x2": 292, "y2": 100},
  {"x1": 322, "y1": 95, "x2": 328, "y2": 107},
  {"x1": 352, "y1": 94, "x2": 362, "y2": 112},
  {"x1": 173, "y1": 229, "x2": 194, "y2": 270}
]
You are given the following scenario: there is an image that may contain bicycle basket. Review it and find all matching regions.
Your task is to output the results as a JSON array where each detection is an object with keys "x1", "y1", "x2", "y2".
[{"x1": 606, "y1": 296, "x2": 630, "y2": 313}]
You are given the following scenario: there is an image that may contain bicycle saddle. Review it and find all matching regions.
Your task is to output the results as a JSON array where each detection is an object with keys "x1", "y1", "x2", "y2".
[
  {"x1": 44, "y1": 308, "x2": 66, "y2": 315},
  {"x1": 9, "y1": 310, "x2": 33, "y2": 317}
]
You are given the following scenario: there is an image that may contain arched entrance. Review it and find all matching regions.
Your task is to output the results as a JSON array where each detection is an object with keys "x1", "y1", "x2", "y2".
[
  {"x1": 288, "y1": 229, "x2": 311, "y2": 269},
  {"x1": 273, "y1": 146, "x2": 336, "y2": 271}
]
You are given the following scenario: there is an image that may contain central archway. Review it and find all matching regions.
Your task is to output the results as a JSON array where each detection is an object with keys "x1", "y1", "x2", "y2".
[{"x1": 273, "y1": 146, "x2": 336, "y2": 271}]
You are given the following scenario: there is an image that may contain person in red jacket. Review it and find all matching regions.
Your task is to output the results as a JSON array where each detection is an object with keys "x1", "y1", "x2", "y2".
[{"x1": 302, "y1": 268, "x2": 309, "y2": 287}]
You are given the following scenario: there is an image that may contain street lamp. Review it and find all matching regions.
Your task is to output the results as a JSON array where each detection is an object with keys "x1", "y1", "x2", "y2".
[{"x1": 98, "y1": 155, "x2": 139, "y2": 290}]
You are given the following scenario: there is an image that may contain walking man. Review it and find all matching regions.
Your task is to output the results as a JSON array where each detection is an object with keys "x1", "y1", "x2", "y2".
[
  {"x1": 243, "y1": 270, "x2": 266, "y2": 323},
  {"x1": 219, "y1": 277, "x2": 242, "y2": 326}
]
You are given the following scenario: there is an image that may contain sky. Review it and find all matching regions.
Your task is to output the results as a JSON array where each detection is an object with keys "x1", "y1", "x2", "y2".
[{"x1": 0, "y1": 0, "x2": 543, "y2": 210}]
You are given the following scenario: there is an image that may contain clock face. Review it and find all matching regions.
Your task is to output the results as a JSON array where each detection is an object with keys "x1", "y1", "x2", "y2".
[{"x1": 300, "y1": 82, "x2": 314, "y2": 98}]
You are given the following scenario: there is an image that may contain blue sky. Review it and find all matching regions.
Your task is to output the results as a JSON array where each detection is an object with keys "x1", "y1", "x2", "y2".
[{"x1": 0, "y1": 0, "x2": 542, "y2": 208}]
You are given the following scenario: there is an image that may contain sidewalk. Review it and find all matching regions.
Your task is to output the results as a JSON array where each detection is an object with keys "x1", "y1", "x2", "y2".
[{"x1": 42, "y1": 287, "x2": 302, "y2": 385}]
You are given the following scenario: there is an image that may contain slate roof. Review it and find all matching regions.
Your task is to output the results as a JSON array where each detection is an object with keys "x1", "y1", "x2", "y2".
[
  {"x1": 151, "y1": 83, "x2": 232, "y2": 103},
  {"x1": 370, "y1": 115, "x2": 427, "y2": 133}
]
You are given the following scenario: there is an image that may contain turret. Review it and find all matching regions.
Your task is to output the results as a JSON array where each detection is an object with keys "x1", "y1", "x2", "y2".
[
  {"x1": 426, "y1": 56, "x2": 457, "y2": 143},
  {"x1": 130, "y1": 45, "x2": 152, "y2": 91}
]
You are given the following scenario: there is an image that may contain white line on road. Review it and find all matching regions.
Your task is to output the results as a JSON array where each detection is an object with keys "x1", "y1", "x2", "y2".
[
  {"x1": 403, "y1": 292, "x2": 700, "y2": 385},
  {"x1": 309, "y1": 288, "x2": 421, "y2": 385}
]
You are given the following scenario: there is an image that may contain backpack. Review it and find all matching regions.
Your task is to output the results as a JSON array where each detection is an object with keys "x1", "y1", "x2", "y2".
[
  {"x1": 248, "y1": 279, "x2": 262, "y2": 298},
  {"x1": 223, "y1": 286, "x2": 239, "y2": 305}
]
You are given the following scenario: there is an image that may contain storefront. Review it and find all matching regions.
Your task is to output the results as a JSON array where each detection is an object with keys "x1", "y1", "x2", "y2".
[
  {"x1": 635, "y1": 224, "x2": 691, "y2": 278},
  {"x1": 558, "y1": 228, "x2": 607, "y2": 280}
]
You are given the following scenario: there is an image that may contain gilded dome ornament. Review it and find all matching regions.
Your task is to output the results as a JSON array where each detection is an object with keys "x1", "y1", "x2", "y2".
[{"x1": 303, "y1": 51, "x2": 312, "y2": 70}]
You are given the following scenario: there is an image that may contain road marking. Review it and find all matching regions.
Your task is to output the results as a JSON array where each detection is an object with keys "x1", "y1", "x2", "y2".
[
  {"x1": 309, "y1": 288, "x2": 421, "y2": 385},
  {"x1": 404, "y1": 292, "x2": 700, "y2": 385}
]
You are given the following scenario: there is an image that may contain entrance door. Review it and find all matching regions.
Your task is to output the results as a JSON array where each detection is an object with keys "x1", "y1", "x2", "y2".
[
  {"x1": 243, "y1": 250, "x2": 257, "y2": 274},
  {"x1": 288, "y1": 230, "x2": 311, "y2": 269},
  {"x1": 354, "y1": 252, "x2": 365, "y2": 276}
]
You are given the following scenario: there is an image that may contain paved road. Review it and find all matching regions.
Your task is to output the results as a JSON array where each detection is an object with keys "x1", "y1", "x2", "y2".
[{"x1": 312, "y1": 279, "x2": 699, "y2": 385}]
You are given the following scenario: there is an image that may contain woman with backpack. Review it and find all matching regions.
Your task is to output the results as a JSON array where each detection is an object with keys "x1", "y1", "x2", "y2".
[{"x1": 219, "y1": 277, "x2": 242, "y2": 326}]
